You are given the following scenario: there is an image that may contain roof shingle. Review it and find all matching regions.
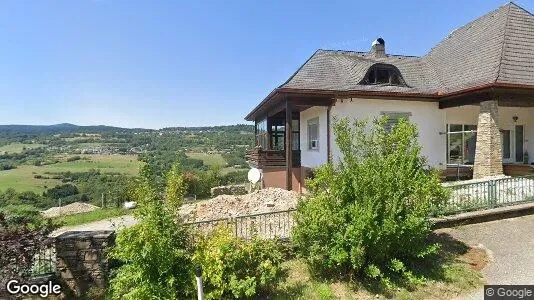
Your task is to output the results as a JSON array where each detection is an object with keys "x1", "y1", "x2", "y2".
[{"x1": 278, "y1": 2, "x2": 534, "y2": 95}]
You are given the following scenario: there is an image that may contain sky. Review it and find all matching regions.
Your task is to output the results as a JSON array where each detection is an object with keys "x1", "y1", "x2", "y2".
[{"x1": 0, "y1": 0, "x2": 531, "y2": 129}]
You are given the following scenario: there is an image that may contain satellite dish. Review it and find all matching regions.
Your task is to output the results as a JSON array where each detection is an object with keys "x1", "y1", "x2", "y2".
[{"x1": 248, "y1": 168, "x2": 262, "y2": 184}]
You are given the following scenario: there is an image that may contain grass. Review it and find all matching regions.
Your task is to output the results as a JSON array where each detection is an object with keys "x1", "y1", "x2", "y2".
[
  {"x1": 0, "y1": 142, "x2": 45, "y2": 153},
  {"x1": 0, "y1": 154, "x2": 141, "y2": 193},
  {"x1": 53, "y1": 208, "x2": 132, "y2": 227},
  {"x1": 185, "y1": 152, "x2": 227, "y2": 167},
  {"x1": 271, "y1": 233, "x2": 486, "y2": 299}
]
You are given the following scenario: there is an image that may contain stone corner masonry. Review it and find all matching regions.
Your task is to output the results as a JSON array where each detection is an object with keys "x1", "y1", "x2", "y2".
[
  {"x1": 55, "y1": 230, "x2": 115, "y2": 298},
  {"x1": 473, "y1": 100, "x2": 504, "y2": 179}
]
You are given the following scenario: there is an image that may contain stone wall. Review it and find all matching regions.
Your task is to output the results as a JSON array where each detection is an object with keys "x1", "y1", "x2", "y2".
[
  {"x1": 473, "y1": 100, "x2": 504, "y2": 179},
  {"x1": 54, "y1": 231, "x2": 115, "y2": 298}
]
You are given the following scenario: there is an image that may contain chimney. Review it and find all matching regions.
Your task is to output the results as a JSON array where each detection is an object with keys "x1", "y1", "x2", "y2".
[{"x1": 370, "y1": 38, "x2": 386, "y2": 58}]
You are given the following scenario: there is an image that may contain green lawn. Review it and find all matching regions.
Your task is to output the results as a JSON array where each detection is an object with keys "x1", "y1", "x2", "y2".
[
  {"x1": 53, "y1": 208, "x2": 132, "y2": 227},
  {"x1": 0, "y1": 142, "x2": 45, "y2": 153},
  {"x1": 0, "y1": 154, "x2": 141, "y2": 193},
  {"x1": 186, "y1": 152, "x2": 227, "y2": 167},
  {"x1": 273, "y1": 242, "x2": 485, "y2": 299}
]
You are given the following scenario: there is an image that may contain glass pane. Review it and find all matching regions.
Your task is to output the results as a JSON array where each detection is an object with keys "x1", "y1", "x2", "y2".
[
  {"x1": 448, "y1": 133, "x2": 463, "y2": 164},
  {"x1": 516, "y1": 125, "x2": 524, "y2": 162},
  {"x1": 376, "y1": 69, "x2": 389, "y2": 83},
  {"x1": 308, "y1": 124, "x2": 318, "y2": 150},
  {"x1": 464, "y1": 125, "x2": 477, "y2": 131},
  {"x1": 292, "y1": 129, "x2": 300, "y2": 150},
  {"x1": 502, "y1": 130, "x2": 511, "y2": 159},
  {"x1": 292, "y1": 119, "x2": 299, "y2": 130},
  {"x1": 464, "y1": 132, "x2": 477, "y2": 164},
  {"x1": 272, "y1": 133, "x2": 284, "y2": 151},
  {"x1": 449, "y1": 124, "x2": 462, "y2": 132}
]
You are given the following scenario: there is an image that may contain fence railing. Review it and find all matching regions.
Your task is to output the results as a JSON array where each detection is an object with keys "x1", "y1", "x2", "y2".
[
  {"x1": 186, "y1": 209, "x2": 296, "y2": 240},
  {"x1": 28, "y1": 238, "x2": 57, "y2": 277},
  {"x1": 442, "y1": 174, "x2": 534, "y2": 214},
  {"x1": 185, "y1": 175, "x2": 534, "y2": 237}
]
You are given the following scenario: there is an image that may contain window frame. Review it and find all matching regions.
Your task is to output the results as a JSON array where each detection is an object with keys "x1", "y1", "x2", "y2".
[
  {"x1": 380, "y1": 111, "x2": 411, "y2": 133},
  {"x1": 307, "y1": 117, "x2": 320, "y2": 151},
  {"x1": 446, "y1": 124, "x2": 477, "y2": 165}
]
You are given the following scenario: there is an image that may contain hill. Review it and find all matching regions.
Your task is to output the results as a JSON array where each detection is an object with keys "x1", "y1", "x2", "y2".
[{"x1": 0, "y1": 123, "x2": 150, "y2": 134}]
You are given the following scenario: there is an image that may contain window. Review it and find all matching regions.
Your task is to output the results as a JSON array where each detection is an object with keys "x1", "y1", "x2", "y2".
[
  {"x1": 292, "y1": 119, "x2": 300, "y2": 150},
  {"x1": 516, "y1": 125, "x2": 524, "y2": 163},
  {"x1": 361, "y1": 64, "x2": 406, "y2": 86},
  {"x1": 307, "y1": 118, "x2": 319, "y2": 150},
  {"x1": 271, "y1": 125, "x2": 284, "y2": 150},
  {"x1": 381, "y1": 112, "x2": 411, "y2": 132},
  {"x1": 446, "y1": 124, "x2": 477, "y2": 165},
  {"x1": 255, "y1": 118, "x2": 268, "y2": 149},
  {"x1": 269, "y1": 118, "x2": 299, "y2": 151}
]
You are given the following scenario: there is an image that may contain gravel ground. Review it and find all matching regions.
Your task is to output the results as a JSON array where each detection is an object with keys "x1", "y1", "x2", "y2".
[
  {"x1": 51, "y1": 215, "x2": 136, "y2": 237},
  {"x1": 51, "y1": 188, "x2": 300, "y2": 235},
  {"x1": 41, "y1": 202, "x2": 100, "y2": 218},
  {"x1": 179, "y1": 188, "x2": 299, "y2": 222},
  {"x1": 441, "y1": 214, "x2": 534, "y2": 299}
]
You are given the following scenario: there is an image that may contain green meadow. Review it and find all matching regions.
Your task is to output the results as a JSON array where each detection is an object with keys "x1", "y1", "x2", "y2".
[
  {"x1": 185, "y1": 152, "x2": 227, "y2": 167},
  {"x1": 0, "y1": 142, "x2": 45, "y2": 153},
  {"x1": 0, "y1": 154, "x2": 142, "y2": 193}
]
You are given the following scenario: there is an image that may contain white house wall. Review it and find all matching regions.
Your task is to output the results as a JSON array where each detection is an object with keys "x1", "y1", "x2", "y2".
[
  {"x1": 299, "y1": 106, "x2": 328, "y2": 168},
  {"x1": 299, "y1": 98, "x2": 447, "y2": 169},
  {"x1": 299, "y1": 99, "x2": 534, "y2": 169}
]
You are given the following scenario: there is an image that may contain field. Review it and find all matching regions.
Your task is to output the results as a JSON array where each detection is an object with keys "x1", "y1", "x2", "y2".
[
  {"x1": 0, "y1": 154, "x2": 141, "y2": 193},
  {"x1": 0, "y1": 142, "x2": 45, "y2": 153},
  {"x1": 185, "y1": 152, "x2": 227, "y2": 167}
]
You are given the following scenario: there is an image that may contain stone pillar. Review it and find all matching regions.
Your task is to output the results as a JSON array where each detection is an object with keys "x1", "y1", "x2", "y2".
[
  {"x1": 55, "y1": 231, "x2": 115, "y2": 298},
  {"x1": 473, "y1": 100, "x2": 504, "y2": 179}
]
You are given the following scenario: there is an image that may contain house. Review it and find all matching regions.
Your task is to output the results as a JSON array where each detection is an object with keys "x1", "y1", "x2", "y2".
[{"x1": 244, "y1": 2, "x2": 534, "y2": 191}]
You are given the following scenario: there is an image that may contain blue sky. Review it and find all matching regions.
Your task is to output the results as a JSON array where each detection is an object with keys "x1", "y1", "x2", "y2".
[{"x1": 0, "y1": 0, "x2": 530, "y2": 129}]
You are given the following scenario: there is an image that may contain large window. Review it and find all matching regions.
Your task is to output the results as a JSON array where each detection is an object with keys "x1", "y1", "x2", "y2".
[
  {"x1": 307, "y1": 118, "x2": 319, "y2": 150},
  {"x1": 447, "y1": 124, "x2": 477, "y2": 165},
  {"x1": 269, "y1": 118, "x2": 299, "y2": 151},
  {"x1": 255, "y1": 118, "x2": 268, "y2": 149}
]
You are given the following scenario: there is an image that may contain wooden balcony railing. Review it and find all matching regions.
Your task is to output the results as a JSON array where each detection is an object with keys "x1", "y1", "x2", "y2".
[{"x1": 245, "y1": 148, "x2": 301, "y2": 168}]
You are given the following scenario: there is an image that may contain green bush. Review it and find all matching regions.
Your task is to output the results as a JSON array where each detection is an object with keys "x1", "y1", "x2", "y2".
[
  {"x1": 108, "y1": 161, "x2": 195, "y2": 299},
  {"x1": 193, "y1": 226, "x2": 285, "y2": 299},
  {"x1": 292, "y1": 117, "x2": 449, "y2": 286},
  {"x1": 0, "y1": 204, "x2": 43, "y2": 227}
]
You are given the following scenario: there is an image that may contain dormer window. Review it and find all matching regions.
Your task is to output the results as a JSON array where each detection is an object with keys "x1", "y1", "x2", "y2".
[{"x1": 361, "y1": 64, "x2": 406, "y2": 86}]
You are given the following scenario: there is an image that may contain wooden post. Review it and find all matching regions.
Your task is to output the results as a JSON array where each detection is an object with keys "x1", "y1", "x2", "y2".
[{"x1": 285, "y1": 99, "x2": 293, "y2": 191}]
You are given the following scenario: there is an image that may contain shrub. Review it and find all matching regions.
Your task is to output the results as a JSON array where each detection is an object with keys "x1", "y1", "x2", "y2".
[
  {"x1": 193, "y1": 226, "x2": 285, "y2": 299},
  {"x1": 108, "y1": 161, "x2": 194, "y2": 299},
  {"x1": 44, "y1": 183, "x2": 79, "y2": 199},
  {"x1": 66, "y1": 155, "x2": 81, "y2": 162},
  {"x1": 0, "y1": 205, "x2": 43, "y2": 227},
  {"x1": 292, "y1": 117, "x2": 449, "y2": 286},
  {"x1": 0, "y1": 216, "x2": 57, "y2": 297}
]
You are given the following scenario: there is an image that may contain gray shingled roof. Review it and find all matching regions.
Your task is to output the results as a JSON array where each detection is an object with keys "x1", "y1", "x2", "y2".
[{"x1": 278, "y1": 2, "x2": 534, "y2": 95}]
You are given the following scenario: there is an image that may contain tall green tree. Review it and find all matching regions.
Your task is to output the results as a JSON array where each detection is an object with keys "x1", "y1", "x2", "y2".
[
  {"x1": 292, "y1": 117, "x2": 449, "y2": 286},
  {"x1": 109, "y1": 161, "x2": 194, "y2": 299}
]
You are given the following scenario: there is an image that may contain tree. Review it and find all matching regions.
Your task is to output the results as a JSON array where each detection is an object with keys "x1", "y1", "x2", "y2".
[
  {"x1": 109, "y1": 162, "x2": 194, "y2": 299},
  {"x1": 292, "y1": 117, "x2": 449, "y2": 286}
]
